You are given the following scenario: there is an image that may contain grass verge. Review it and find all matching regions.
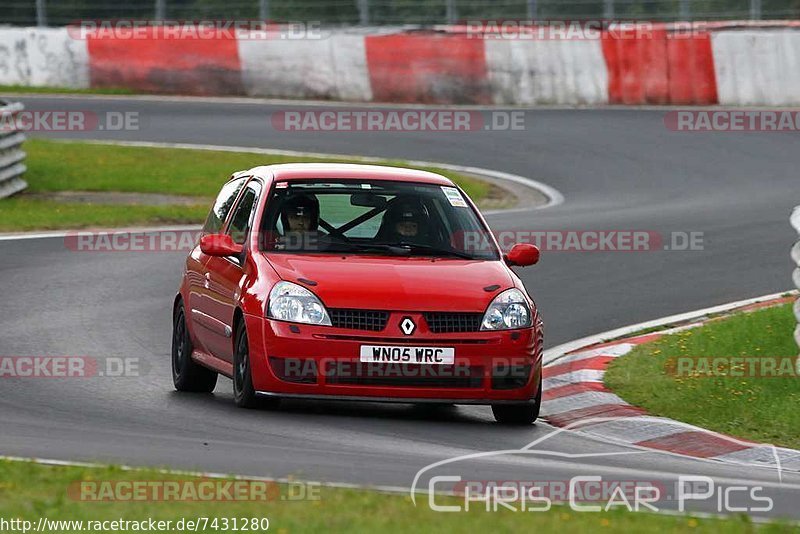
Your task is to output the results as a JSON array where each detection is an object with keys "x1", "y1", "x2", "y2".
[
  {"x1": 0, "y1": 198, "x2": 209, "y2": 232},
  {"x1": 0, "y1": 139, "x2": 491, "y2": 232},
  {"x1": 0, "y1": 459, "x2": 790, "y2": 533},
  {"x1": 605, "y1": 302, "x2": 800, "y2": 449},
  {"x1": 0, "y1": 85, "x2": 135, "y2": 95}
]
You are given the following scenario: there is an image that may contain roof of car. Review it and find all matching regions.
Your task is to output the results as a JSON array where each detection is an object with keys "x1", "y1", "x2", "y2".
[{"x1": 245, "y1": 163, "x2": 455, "y2": 186}]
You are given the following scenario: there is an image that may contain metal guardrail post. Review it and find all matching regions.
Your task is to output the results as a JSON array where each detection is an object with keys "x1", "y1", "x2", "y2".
[
  {"x1": 0, "y1": 100, "x2": 28, "y2": 199},
  {"x1": 750, "y1": 0, "x2": 762, "y2": 20},
  {"x1": 259, "y1": 0, "x2": 270, "y2": 21},
  {"x1": 358, "y1": 0, "x2": 370, "y2": 25},
  {"x1": 154, "y1": 0, "x2": 166, "y2": 20},
  {"x1": 527, "y1": 0, "x2": 537, "y2": 19},
  {"x1": 603, "y1": 0, "x2": 614, "y2": 21},
  {"x1": 36, "y1": 0, "x2": 47, "y2": 27},
  {"x1": 792, "y1": 206, "x2": 800, "y2": 361},
  {"x1": 679, "y1": 0, "x2": 691, "y2": 20},
  {"x1": 446, "y1": 0, "x2": 457, "y2": 24}
]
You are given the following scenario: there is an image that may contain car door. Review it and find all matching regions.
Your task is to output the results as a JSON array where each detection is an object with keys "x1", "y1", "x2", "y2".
[
  {"x1": 202, "y1": 180, "x2": 262, "y2": 363},
  {"x1": 188, "y1": 176, "x2": 248, "y2": 355}
]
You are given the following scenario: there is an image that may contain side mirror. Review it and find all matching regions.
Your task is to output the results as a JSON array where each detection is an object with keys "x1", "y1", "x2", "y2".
[
  {"x1": 505, "y1": 243, "x2": 539, "y2": 267},
  {"x1": 200, "y1": 233, "x2": 243, "y2": 257}
]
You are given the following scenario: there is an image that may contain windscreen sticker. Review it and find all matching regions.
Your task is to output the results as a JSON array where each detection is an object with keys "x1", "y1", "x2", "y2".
[{"x1": 441, "y1": 186, "x2": 468, "y2": 207}]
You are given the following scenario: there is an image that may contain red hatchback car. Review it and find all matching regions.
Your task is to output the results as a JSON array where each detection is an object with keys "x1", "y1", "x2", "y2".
[{"x1": 172, "y1": 164, "x2": 544, "y2": 424}]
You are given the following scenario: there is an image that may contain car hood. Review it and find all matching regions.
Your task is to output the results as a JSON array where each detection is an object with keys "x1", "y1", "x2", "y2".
[{"x1": 264, "y1": 253, "x2": 514, "y2": 311}]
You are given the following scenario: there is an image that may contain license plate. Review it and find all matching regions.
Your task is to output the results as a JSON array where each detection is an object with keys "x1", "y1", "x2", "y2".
[{"x1": 359, "y1": 345, "x2": 455, "y2": 365}]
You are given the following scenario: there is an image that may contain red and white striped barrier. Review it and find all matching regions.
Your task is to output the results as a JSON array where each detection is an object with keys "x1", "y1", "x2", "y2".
[
  {"x1": 1, "y1": 23, "x2": 799, "y2": 106},
  {"x1": 542, "y1": 295, "x2": 800, "y2": 470}
]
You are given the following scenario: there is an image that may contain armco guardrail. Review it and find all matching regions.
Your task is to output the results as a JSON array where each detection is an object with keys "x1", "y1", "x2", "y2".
[
  {"x1": 792, "y1": 206, "x2": 800, "y2": 359},
  {"x1": 0, "y1": 100, "x2": 28, "y2": 199}
]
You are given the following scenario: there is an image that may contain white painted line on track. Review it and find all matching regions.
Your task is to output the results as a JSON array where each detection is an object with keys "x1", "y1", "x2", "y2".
[
  {"x1": 548, "y1": 343, "x2": 635, "y2": 366},
  {"x1": 67, "y1": 139, "x2": 564, "y2": 209},
  {"x1": 574, "y1": 417, "x2": 694, "y2": 443},
  {"x1": 540, "y1": 391, "x2": 628, "y2": 415},
  {"x1": 8, "y1": 92, "x2": 795, "y2": 112},
  {"x1": 0, "y1": 139, "x2": 563, "y2": 242},
  {"x1": 0, "y1": 224, "x2": 201, "y2": 242}
]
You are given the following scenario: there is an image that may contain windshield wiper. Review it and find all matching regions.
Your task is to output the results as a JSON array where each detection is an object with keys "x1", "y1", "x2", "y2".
[
  {"x1": 327, "y1": 242, "x2": 413, "y2": 256},
  {"x1": 378, "y1": 242, "x2": 476, "y2": 260}
]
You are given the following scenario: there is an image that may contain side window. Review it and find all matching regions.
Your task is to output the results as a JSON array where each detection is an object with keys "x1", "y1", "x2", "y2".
[
  {"x1": 202, "y1": 177, "x2": 247, "y2": 234},
  {"x1": 227, "y1": 183, "x2": 261, "y2": 245}
]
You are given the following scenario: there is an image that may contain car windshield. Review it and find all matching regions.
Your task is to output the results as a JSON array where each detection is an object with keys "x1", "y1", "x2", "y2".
[{"x1": 260, "y1": 179, "x2": 499, "y2": 260}]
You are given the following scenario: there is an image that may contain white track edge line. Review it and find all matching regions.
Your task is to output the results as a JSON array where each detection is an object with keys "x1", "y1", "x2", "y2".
[
  {"x1": 3, "y1": 452, "x2": 798, "y2": 526},
  {"x1": 74, "y1": 139, "x2": 565, "y2": 209},
  {"x1": 0, "y1": 139, "x2": 563, "y2": 241},
  {"x1": 8, "y1": 93, "x2": 797, "y2": 113}
]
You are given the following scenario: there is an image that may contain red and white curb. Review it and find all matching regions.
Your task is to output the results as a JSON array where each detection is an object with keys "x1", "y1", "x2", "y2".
[{"x1": 541, "y1": 292, "x2": 800, "y2": 473}]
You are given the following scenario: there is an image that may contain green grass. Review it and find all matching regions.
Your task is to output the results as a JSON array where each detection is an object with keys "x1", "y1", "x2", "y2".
[
  {"x1": 0, "y1": 85, "x2": 135, "y2": 95},
  {"x1": 0, "y1": 459, "x2": 791, "y2": 533},
  {"x1": 0, "y1": 198, "x2": 209, "y2": 232},
  {"x1": 24, "y1": 140, "x2": 489, "y2": 199},
  {"x1": 1, "y1": 139, "x2": 489, "y2": 231},
  {"x1": 605, "y1": 303, "x2": 800, "y2": 449}
]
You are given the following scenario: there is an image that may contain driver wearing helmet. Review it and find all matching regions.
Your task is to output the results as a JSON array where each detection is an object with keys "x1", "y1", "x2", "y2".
[
  {"x1": 379, "y1": 197, "x2": 431, "y2": 244},
  {"x1": 276, "y1": 193, "x2": 321, "y2": 251}
]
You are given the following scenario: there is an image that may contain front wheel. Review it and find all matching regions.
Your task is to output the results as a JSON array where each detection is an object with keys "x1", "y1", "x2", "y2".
[
  {"x1": 172, "y1": 303, "x2": 217, "y2": 393},
  {"x1": 233, "y1": 321, "x2": 280, "y2": 410},
  {"x1": 491, "y1": 375, "x2": 542, "y2": 425}
]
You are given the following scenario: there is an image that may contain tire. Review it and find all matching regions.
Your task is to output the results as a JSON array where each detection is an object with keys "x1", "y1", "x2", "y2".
[
  {"x1": 233, "y1": 320, "x2": 279, "y2": 410},
  {"x1": 172, "y1": 303, "x2": 217, "y2": 393},
  {"x1": 491, "y1": 374, "x2": 542, "y2": 425}
]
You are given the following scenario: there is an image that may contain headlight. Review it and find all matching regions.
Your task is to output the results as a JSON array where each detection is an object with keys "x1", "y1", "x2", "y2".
[
  {"x1": 268, "y1": 281, "x2": 331, "y2": 326},
  {"x1": 481, "y1": 288, "x2": 532, "y2": 330}
]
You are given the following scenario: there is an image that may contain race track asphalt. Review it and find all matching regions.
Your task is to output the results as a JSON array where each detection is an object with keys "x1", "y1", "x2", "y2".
[{"x1": 1, "y1": 96, "x2": 799, "y2": 519}]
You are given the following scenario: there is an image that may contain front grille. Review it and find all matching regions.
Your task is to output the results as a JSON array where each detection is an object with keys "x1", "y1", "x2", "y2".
[
  {"x1": 423, "y1": 312, "x2": 483, "y2": 333},
  {"x1": 329, "y1": 309, "x2": 389, "y2": 331},
  {"x1": 326, "y1": 362, "x2": 484, "y2": 388}
]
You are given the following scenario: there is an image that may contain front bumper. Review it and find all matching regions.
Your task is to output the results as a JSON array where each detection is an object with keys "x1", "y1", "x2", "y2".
[{"x1": 245, "y1": 312, "x2": 542, "y2": 404}]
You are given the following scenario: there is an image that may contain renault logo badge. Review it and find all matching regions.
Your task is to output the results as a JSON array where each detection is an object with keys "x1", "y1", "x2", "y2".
[{"x1": 400, "y1": 317, "x2": 416, "y2": 336}]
